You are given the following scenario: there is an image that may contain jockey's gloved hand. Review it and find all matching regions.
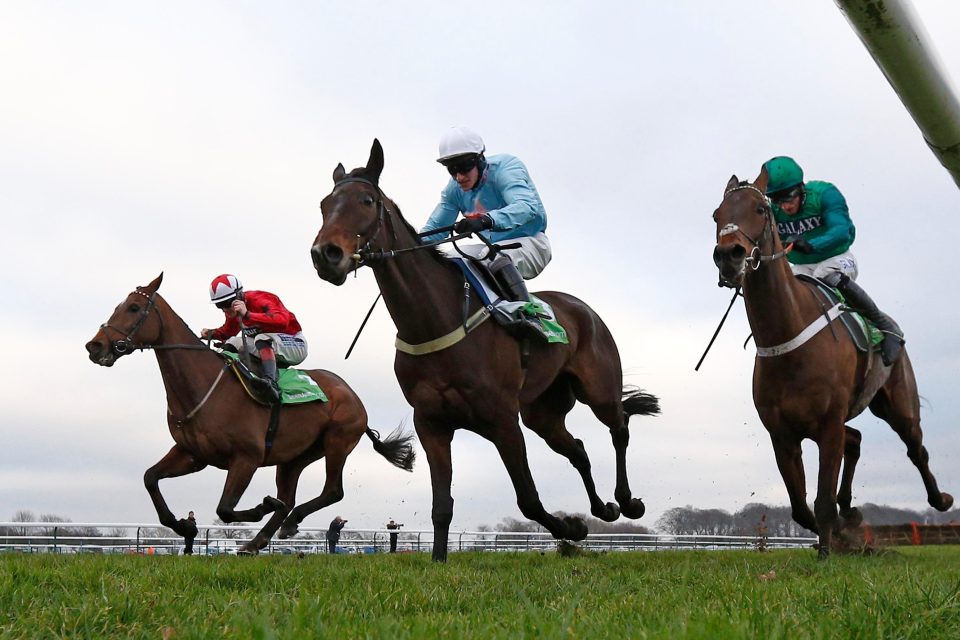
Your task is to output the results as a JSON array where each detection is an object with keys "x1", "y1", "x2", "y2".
[
  {"x1": 791, "y1": 238, "x2": 814, "y2": 254},
  {"x1": 454, "y1": 213, "x2": 494, "y2": 234}
]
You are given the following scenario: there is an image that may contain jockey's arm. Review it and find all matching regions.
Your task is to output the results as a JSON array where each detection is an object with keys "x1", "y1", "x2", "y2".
[
  {"x1": 243, "y1": 292, "x2": 294, "y2": 333},
  {"x1": 485, "y1": 158, "x2": 540, "y2": 231},
  {"x1": 808, "y1": 186, "x2": 855, "y2": 254},
  {"x1": 420, "y1": 183, "x2": 462, "y2": 243},
  {"x1": 210, "y1": 315, "x2": 240, "y2": 341}
]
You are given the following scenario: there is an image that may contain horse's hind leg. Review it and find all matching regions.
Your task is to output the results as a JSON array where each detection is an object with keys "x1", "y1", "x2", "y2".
[
  {"x1": 143, "y1": 445, "x2": 207, "y2": 536},
  {"x1": 487, "y1": 416, "x2": 589, "y2": 544},
  {"x1": 837, "y1": 426, "x2": 863, "y2": 529},
  {"x1": 870, "y1": 355, "x2": 954, "y2": 511},
  {"x1": 279, "y1": 449, "x2": 350, "y2": 539},
  {"x1": 241, "y1": 462, "x2": 303, "y2": 553},
  {"x1": 521, "y1": 378, "x2": 620, "y2": 522}
]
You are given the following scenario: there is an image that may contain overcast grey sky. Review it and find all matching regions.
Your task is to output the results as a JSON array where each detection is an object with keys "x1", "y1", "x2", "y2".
[{"x1": 2, "y1": 1, "x2": 958, "y2": 533}]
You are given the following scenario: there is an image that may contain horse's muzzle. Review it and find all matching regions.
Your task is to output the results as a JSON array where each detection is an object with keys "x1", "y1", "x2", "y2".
[
  {"x1": 85, "y1": 338, "x2": 117, "y2": 367},
  {"x1": 310, "y1": 242, "x2": 349, "y2": 285},
  {"x1": 713, "y1": 243, "x2": 747, "y2": 286}
]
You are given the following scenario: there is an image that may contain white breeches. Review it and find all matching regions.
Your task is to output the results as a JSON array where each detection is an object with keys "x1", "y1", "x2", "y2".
[
  {"x1": 225, "y1": 331, "x2": 308, "y2": 366},
  {"x1": 789, "y1": 250, "x2": 859, "y2": 285},
  {"x1": 436, "y1": 231, "x2": 552, "y2": 279}
]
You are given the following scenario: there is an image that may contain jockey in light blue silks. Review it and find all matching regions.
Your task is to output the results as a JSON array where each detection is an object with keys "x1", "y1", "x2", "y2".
[
  {"x1": 765, "y1": 155, "x2": 904, "y2": 366},
  {"x1": 420, "y1": 126, "x2": 552, "y2": 332}
]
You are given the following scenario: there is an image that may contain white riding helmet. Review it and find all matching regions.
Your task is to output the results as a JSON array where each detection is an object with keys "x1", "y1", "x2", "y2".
[
  {"x1": 209, "y1": 274, "x2": 243, "y2": 304},
  {"x1": 437, "y1": 126, "x2": 485, "y2": 164}
]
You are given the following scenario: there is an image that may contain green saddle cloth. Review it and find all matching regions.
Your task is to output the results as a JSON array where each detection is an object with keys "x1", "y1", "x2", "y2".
[
  {"x1": 494, "y1": 295, "x2": 570, "y2": 344},
  {"x1": 220, "y1": 351, "x2": 328, "y2": 404}
]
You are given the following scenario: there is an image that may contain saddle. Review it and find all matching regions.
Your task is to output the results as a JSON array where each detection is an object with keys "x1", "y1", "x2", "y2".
[
  {"x1": 795, "y1": 274, "x2": 882, "y2": 353},
  {"x1": 217, "y1": 351, "x2": 328, "y2": 406},
  {"x1": 448, "y1": 257, "x2": 569, "y2": 344},
  {"x1": 796, "y1": 274, "x2": 888, "y2": 419}
]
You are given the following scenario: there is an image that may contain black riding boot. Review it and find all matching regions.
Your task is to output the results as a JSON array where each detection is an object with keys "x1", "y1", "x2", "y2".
[
  {"x1": 254, "y1": 341, "x2": 281, "y2": 403},
  {"x1": 836, "y1": 275, "x2": 904, "y2": 366},
  {"x1": 489, "y1": 256, "x2": 542, "y2": 335}
]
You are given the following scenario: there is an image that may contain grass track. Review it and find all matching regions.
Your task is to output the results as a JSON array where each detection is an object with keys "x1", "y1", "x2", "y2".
[{"x1": 2, "y1": 547, "x2": 959, "y2": 639}]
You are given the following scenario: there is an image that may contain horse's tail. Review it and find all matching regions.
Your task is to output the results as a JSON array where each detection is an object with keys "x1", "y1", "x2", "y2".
[
  {"x1": 622, "y1": 385, "x2": 660, "y2": 423},
  {"x1": 365, "y1": 426, "x2": 416, "y2": 471}
]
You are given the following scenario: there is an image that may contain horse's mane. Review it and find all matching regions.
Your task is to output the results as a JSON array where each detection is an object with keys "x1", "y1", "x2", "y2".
[{"x1": 343, "y1": 167, "x2": 457, "y2": 270}]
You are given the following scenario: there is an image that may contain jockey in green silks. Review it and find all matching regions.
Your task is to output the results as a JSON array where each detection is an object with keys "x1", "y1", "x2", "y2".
[{"x1": 765, "y1": 156, "x2": 904, "y2": 366}]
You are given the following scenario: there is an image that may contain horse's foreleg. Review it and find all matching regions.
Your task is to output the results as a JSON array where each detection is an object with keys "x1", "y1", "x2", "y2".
[
  {"x1": 143, "y1": 445, "x2": 207, "y2": 536},
  {"x1": 416, "y1": 418, "x2": 455, "y2": 563},
  {"x1": 491, "y1": 422, "x2": 589, "y2": 544},
  {"x1": 215, "y1": 457, "x2": 279, "y2": 526},
  {"x1": 242, "y1": 462, "x2": 303, "y2": 553},
  {"x1": 770, "y1": 435, "x2": 817, "y2": 534},
  {"x1": 837, "y1": 426, "x2": 863, "y2": 528},
  {"x1": 280, "y1": 439, "x2": 355, "y2": 539},
  {"x1": 871, "y1": 362, "x2": 954, "y2": 512},
  {"x1": 813, "y1": 426, "x2": 844, "y2": 560}
]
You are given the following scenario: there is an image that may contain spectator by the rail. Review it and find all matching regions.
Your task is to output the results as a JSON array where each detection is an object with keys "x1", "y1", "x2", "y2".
[
  {"x1": 180, "y1": 510, "x2": 198, "y2": 555},
  {"x1": 386, "y1": 518, "x2": 402, "y2": 553},
  {"x1": 326, "y1": 516, "x2": 347, "y2": 554}
]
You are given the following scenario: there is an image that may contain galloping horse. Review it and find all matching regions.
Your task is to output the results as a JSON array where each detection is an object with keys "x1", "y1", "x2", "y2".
[
  {"x1": 310, "y1": 140, "x2": 659, "y2": 561},
  {"x1": 712, "y1": 169, "x2": 953, "y2": 558},
  {"x1": 85, "y1": 273, "x2": 414, "y2": 553}
]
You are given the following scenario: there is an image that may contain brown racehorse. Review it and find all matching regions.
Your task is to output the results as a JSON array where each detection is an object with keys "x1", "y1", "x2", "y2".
[
  {"x1": 309, "y1": 140, "x2": 659, "y2": 561},
  {"x1": 85, "y1": 273, "x2": 414, "y2": 553},
  {"x1": 712, "y1": 169, "x2": 953, "y2": 558}
]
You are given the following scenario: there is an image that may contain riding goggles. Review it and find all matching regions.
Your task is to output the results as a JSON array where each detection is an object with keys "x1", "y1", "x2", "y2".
[
  {"x1": 446, "y1": 157, "x2": 478, "y2": 177},
  {"x1": 771, "y1": 186, "x2": 803, "y2": 204}
]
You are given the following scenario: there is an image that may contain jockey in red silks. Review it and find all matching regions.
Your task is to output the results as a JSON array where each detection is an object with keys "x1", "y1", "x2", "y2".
[{"x1": 200, "y1": 274, "x2": 308, "y2": 402}]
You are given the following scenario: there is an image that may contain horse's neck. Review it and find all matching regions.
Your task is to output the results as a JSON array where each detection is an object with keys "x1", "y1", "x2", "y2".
[
  {"x1": 372, "y1": 215, "x2": 466, "y2": 343},
  {"x1": 742, "y1": 258, "x2": 814, "y2": 347},
  {"x1": 153, "y1": 298, "x2": 226, "y2": 416}
]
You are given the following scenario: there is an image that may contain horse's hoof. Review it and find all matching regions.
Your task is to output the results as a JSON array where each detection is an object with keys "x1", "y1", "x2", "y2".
[
  {"x1": 563, "y1": 516, "x2": 589, "y2": 541},
  {"x1": 839, "y1": 507, "x2": 863, "y2": 530},
  {"x1": 936, "y1": 492, "x2": 954, "y2": 511},
  {"x1": 816, "y1": 546, "x2": 830, "y2": 561},
  {"x1": 593, "y1": 502, "x2": 620, "y2": 522},
  {"x1": 237, "y1": 546, "x2": 259, "y2": 556},
  {"x1": 278, "y1": 525, "x2": 299, "y2": 540},
  {"x1": 619, "y1": 498, "x2": 646, "y2": 520}
]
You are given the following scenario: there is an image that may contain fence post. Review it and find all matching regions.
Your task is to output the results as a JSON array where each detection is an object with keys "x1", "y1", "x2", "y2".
[
  {"x1": 136, "y1": 527, "x2": 141, "y2": 554},
  {"x1": 53, "y1": 526, "x2": 59, "y2": 554}
]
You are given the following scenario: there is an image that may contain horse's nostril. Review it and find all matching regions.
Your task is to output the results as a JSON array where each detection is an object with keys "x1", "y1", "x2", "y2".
[
  {"x1": 322, "y1": 244, "x2": 344, "y2": 264},
  {"x1": 730, "y1": 245, "x2": 746, "y2": 260},
  {"x1": 85, "y1": 341, "x2": 101, "y2": 356}
]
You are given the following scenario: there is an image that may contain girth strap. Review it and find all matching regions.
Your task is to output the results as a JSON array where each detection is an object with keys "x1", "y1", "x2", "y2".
[
  {"x1": 395, "y1": 307, "x2": 491, "y2": 356},
  {"x1": 756, "y1": 304, "x2": 843, "y2": 357}
]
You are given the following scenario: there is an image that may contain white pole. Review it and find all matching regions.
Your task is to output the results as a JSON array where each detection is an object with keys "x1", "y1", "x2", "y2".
[{"x1": 835, "y1": 0, "x2": 960, "y2": 189}]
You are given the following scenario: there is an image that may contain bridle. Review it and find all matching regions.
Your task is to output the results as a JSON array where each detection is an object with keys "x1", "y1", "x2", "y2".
[
  {"x1": 99, "y1": 289, "x2": 207, "y2": 355},
  {"x1": 100, "y1": 289, "x2": 161, "y2": 355},
  {"x1": 717, "y1": 184, "x2": 790, "y2": 276},
  {"x1": 329, "y1": 176, "x2": 394, "y2": 267}
]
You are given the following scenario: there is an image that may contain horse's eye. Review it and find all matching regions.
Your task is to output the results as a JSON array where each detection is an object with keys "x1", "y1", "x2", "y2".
[
  {"x1": 756, "y1": 205, "x2": 768, "y2": 215},
  {"x1": 129, "y1": 304, "x2": 140, "y2": 313},
  {"x1": 362, "y1": 195, "x2": 375, "y2": 206}
]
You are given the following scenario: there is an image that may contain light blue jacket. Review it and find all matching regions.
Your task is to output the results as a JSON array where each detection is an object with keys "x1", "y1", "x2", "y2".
[{"x1": 420, "y1": 154, "x2": 548, "y2": 243}]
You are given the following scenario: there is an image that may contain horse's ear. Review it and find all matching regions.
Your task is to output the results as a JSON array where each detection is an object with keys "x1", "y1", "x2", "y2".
[
  {"x1": 144, "y1": 272, "x2": 163, "y2": 292},
  {"x1": 366, "y1": 138, "x2": 384, "y2": 184},
  {"x1": 333, "y1": 163, "x2": 346, "y2": 183},
  {"x1": 726, "y1": 175, "x2": 739, "y2": 193},
  {"x1": 754, "y1": 165, "x2": 769, "y2": 192}
]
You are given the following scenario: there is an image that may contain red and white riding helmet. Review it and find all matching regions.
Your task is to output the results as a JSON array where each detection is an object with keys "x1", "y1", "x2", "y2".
[{"x1": 209, "y1": 274, "x2": 243, "y2": 304}]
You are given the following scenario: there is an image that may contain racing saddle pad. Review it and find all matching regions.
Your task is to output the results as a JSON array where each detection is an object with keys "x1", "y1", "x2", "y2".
[{"x1": 218, "y1": 351, "x2": 328, "y2": 404}]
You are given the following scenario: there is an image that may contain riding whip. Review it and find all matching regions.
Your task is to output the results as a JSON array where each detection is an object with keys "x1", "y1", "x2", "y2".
[{"x1": 345, "y1": 293, "x2": 382, "y2": 359}]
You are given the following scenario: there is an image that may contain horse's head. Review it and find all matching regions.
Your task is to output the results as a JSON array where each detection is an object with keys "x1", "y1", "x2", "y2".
[
  {"x1": 712, "y1": 168, "x2": 779, "y2": 287},
  {"x1": 85, "y1": 273, "x2": 165, "y2": 366},
  {"x1": 310, "y1": 139, "x2": 390, "y2": 285}
]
